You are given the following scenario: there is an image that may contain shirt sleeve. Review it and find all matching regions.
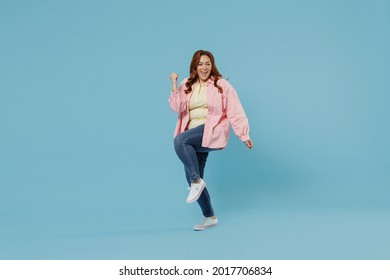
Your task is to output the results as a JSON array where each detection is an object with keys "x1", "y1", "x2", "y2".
[{"x1": 224, "y1": 82, "x2": 250, "y2": 142}]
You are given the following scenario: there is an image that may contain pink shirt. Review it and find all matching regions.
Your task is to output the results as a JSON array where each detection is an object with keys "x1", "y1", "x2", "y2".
[{"x1": 169, "y1": 77, "x2": 250, "y2": 149}]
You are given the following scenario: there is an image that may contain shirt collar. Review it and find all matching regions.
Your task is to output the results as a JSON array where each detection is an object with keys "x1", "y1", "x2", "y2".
[{"x1": 195, "y1": 77, "x2": 214, "y2": 86}]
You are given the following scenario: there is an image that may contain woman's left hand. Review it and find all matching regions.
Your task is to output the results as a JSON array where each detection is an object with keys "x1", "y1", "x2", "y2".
[{"x1": 245, "y1": 139, "x2": 253, "y2": 149}]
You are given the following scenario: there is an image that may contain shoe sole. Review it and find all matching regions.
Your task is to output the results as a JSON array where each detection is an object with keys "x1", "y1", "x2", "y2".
[
  {"x1": 193, "y1": 222, "x2": 219, "y2": 231},
  {"x1": 186, "y1": 181, "x2": 206, "y2": 203}
]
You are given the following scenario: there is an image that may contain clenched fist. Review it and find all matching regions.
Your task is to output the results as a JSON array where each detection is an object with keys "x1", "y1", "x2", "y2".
[
  {"x1": 170, "y1": 72, "x2": 178, "y2": 81},
  {"x1": 170, "y1": 72, "x2": 179, "y2": 92}
]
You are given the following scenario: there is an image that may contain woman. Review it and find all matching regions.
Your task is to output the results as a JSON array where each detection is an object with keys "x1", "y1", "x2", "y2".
[{"x1": 169, "y1": 50, "x2": 253, "y2": 231}]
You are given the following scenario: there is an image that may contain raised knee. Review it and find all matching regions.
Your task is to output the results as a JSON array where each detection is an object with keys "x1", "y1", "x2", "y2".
[{"x1": 174, "y1": 133, "x2": 186, "y2": 147}]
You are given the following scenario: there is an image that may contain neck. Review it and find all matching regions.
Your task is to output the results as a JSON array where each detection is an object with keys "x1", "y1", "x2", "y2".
[{"x1": 198, "y1": 78, "x2": 207, "y2": 85}]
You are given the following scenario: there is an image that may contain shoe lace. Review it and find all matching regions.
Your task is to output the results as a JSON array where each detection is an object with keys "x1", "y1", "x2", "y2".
[
  {"x1": 187, "y1": 184, "x2": 199, "y2": 192},
  {"x1": 200, "y1": 217, "x2": 211, "y2": 225}
]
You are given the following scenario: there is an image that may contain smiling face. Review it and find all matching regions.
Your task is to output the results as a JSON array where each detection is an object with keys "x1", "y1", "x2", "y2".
[{"x1": 196, "y1": 55, "x2": 212, "y2": 83}]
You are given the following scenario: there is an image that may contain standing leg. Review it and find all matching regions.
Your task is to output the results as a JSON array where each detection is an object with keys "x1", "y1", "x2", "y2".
[
  {"x1": 192, "y1": 151, "x2": 219, "y2": 231},
  {"x1": 184, "y1": 152, "x2": 215, "y2": 217},
  {"x1": 196, "y1": 152, "x2": 215, "y2": 217}
]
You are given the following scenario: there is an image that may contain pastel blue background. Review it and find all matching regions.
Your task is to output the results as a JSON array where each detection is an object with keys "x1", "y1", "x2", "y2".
[{"x1": 1, "y1": 0, "x2": 389, "y2": 259}]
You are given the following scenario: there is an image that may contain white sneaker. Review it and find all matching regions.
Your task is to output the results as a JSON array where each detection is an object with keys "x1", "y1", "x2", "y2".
[
  {"x1": 193, "y1": 217, "x2": 219, "y2": 231},
  {"x1": 186, "y1": 178, "x2": 206, "y2": 203}
]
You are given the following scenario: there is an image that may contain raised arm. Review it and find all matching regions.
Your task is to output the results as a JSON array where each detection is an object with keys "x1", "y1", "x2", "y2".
[{"x1": 168, "y1": 74, "x2": 188, "y2": 114}]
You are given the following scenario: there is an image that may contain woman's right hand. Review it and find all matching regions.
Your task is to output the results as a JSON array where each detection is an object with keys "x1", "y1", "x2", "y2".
[
  {"x1": 170, "y1": 72, "x2": 178, "y2": 81},
  {"x1": 170, "y1": 72, "x2": 178, "y2": 92}
]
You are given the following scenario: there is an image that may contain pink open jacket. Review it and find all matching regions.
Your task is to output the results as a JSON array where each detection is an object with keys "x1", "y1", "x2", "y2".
[{"x1": 169, "y1": 77, "x2": 250, "y2": 149}]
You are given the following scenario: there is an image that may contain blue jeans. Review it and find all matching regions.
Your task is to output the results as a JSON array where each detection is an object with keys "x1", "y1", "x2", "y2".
[{"x1": 174, "y1": 124, "x2": 219, "y2": 217}]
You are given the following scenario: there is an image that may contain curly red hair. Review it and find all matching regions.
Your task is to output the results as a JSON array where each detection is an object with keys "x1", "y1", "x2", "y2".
[{"x1": 185, "y1": 50, "x2": 223, "y2": 94}]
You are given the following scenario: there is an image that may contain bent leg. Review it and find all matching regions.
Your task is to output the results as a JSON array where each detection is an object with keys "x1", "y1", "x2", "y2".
[{"x1": 174, "y1": 126, "x2": 204, "y2": 183}]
